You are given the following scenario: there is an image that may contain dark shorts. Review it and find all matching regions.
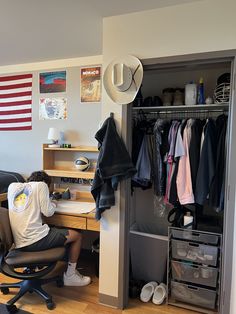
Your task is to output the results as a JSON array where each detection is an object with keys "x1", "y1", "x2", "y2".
[{"x1": 18, "y1": 228, "x2": 69, "y2": 252}]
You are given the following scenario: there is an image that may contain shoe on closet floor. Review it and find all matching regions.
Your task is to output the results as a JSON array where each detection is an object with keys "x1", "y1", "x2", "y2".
[
  {"x1": 140, "y1": 281, "x2": 158, "y2": 302},
  {"x1": 152, "y1": 283, "x2": 167, "y2": 305},
  {"x1": 63, "y1": 270, "x2": 91, "y2": 286}
]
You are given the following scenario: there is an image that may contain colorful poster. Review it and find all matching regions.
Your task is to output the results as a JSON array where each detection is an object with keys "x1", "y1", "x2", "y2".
[
  {"x1": 40, "y1": 71, "x2": 66, "y2": 93},
  {"x1": 39, "y1": 98, "x2": 67, "y2": 120},
  {"x1": 80, "y1": 66, "x2": 101, "y2": 102}
]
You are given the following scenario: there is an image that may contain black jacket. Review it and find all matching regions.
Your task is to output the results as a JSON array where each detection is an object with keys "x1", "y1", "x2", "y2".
[
  {"x1": 195, "y1": 119, "x2": 216, "y2": 205},
  {"x1": 209, "y1": 114, "x2": 228, "y2": 211},
  {"x1": 153, "y1": 119, "x2": 170, "y2": 196},
  {"x1": 91, "y1": 117, "x2": 136, "y2": 220}
]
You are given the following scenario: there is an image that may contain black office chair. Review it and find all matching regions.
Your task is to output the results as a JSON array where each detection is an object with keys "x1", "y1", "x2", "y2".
[{"x1": 0, "y1": 207, "x2": 66, "y2": 313}]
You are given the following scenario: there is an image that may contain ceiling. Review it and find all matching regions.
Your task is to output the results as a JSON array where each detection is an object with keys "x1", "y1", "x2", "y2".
[{"x1": 0, "y1": 0, "x2": 201, "y2": 66}]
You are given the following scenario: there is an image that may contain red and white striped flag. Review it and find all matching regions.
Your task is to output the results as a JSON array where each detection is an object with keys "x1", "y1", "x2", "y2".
[{"x1": 0, "y1": 74, "x2": 33, "y2": 131}]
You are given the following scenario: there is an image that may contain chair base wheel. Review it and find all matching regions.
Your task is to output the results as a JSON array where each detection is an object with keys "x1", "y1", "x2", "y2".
[
  {"x1": 6, "y1": 304, "x2": 18, "y2": 314},
  {"x1": 1, "y1": 287, "x2": 9, "y2": 295},
  {"x1": 46, "y1": 301, "x2": 55, "y2": 310}
]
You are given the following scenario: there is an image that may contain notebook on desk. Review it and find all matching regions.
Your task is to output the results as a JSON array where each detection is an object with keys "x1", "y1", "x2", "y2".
[{"x1": 55, "y1": 200, "x2": 95, "y2": 214}]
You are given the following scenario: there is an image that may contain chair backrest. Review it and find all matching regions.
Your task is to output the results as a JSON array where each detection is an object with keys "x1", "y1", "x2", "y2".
[{"x1": 0, "y1": 207, "x2": 13, "y2": 252}]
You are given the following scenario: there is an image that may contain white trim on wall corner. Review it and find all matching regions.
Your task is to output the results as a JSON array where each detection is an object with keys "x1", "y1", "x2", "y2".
[{"x1": 0, "y1": 55, "x2": 103, "y2": 74}]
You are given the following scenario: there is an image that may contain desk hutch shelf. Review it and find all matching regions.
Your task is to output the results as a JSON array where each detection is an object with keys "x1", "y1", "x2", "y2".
[{"x1": 42, "y1": 144, "x2": 99, "y2": 232}]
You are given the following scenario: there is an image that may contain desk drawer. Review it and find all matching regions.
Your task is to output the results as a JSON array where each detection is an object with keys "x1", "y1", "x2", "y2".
[
  {"x1": 87, "y1": 218, "x2": 100, "y2": 232},
  {"x1": 172, "y1": 261, "x2": 218, "y2": 288},
  {"x1": 172, "y1": 239, "x2": 218, "y2": 266},
  {"x1": 44, "y1": 214, "x2": 86, "y2": 230}
]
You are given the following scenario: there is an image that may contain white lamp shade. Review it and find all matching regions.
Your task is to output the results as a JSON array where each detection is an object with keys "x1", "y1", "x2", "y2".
[
  {"x1": 48, "y1": 127, "x2": 60, "y2": 141},
  {"x1": 47, "y1": 128, "x2": 61, "y2": 147}
]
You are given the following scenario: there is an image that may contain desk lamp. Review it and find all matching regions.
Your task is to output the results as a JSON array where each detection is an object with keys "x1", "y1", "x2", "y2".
[{"x1": 48, "y1": 127, "x2": 60, "y2": 147}]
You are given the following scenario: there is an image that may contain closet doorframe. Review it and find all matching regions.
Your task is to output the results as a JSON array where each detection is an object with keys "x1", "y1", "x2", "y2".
[
  {"x1": 220, "y1": 55, "x2": 236, "y2": 314},
  {"x1": 119, "y1": 50, "x2": 236, "y2": 312}
]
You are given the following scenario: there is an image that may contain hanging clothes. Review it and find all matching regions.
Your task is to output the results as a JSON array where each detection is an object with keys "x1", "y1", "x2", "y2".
[
  {"x1": 165, "y1": 120, "x2": 180, "y2": 203},
  {"x1": 176, "y1": 119, "x2": 195, "y2": 205},
  {"x1": 132, "y1": 120, "x2": 145, "y2": 166},
  {"x1": 189, "y1": 119, "x2": 205, "y2": 193},
  {"x1": 153, "y1": 119, "x2": 170, "y2": 196},
  {"x1": 132, "y1": 134, "x2": 153, "y2": 187},
  {"x1": 195, "y1": 118, "x2": 216, "y2": 205},
  {"x1": 169, "y1": 120, "x2": 186, "y2": 205},
  {"x1": 132, "y1": 113, "x2": 227, "y2": 211},
  {"x1": 209, "y1": 114, "x2": 228, "y2": 211}
]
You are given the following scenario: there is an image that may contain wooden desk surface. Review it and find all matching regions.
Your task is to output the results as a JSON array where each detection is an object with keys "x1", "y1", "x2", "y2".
[{"x1": 44, "y1": 193, "x2": 99, "y2": 232}]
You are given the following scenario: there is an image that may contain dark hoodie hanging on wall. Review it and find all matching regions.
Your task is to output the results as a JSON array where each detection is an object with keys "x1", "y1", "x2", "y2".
[{"x1": 91, "y1": 115, "x2": 136, "y2": 220}]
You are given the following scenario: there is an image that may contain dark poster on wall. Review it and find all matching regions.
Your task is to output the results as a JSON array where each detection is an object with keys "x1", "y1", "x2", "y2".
[{"x1": 40, "y1": 71, "x2": 66, "y2": 93}]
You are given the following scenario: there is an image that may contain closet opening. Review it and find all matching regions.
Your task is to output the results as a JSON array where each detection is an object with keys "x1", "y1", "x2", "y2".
[{"x1": 124, "y1": 54, "x2": 234, "y2": 314}]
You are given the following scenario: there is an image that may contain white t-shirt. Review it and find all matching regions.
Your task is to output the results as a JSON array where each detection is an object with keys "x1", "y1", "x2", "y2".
[{"x1": 8, "y1": 181, "x2": 56, "y2": 249}]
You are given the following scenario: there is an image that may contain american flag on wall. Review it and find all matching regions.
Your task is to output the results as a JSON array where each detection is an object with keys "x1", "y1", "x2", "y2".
[{"x1": 0, "y1": 74, "x2": 33, "y2": 131}]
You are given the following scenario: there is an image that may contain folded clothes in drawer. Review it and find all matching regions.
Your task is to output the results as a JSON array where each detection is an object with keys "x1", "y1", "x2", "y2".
[
  {"x1": 172, "y1": 261, "x2": 218, "y2": 288},
  {"x1": 171, "y1": 229, "x2": 220, "y2": 245},
  {"x1": 171, "y1": 281, "x2": 217, "y2": 310},
  {"x1": 171, "y1": 239, "x2": 218, "y2": 266}
]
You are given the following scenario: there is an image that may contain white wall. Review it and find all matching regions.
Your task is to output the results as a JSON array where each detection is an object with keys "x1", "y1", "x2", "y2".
[
  {"x1": 0, "y1": 56, "x2": 102, "y2": 177},
  {"x1": 101, "y1": 0, "x2": 236, "y2": 306}
]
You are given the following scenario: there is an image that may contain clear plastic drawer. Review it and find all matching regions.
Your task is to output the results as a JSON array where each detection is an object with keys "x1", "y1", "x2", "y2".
[
  {"x1": 171, "y1": 260, "x2": 218, "y2": 288},
  {"x1": 171, "y1": 228, "x2": 219, "y2": 245},
  {"x1": 171, "y1": 281, "x2": 217, "y2": 310},
  {"x1": 171, "y1": 239, "x2": 218, "y2": 266}
]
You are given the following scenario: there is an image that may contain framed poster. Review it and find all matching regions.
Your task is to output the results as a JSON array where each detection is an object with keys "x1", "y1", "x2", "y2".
[
  {"x1": 80, "y1": 66, "x2": 101, "y2": 102},
  {"x1": 40, "y1": 71, "x2": 66, "y2": 93},
  {"x1": 39, "y1": 98, "x2": 67, "y2": 120}
]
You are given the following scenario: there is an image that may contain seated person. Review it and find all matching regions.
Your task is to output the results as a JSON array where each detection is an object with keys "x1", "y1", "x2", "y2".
[{"x1": 7, "y1": 170, "x2": 91, "y2": 287}]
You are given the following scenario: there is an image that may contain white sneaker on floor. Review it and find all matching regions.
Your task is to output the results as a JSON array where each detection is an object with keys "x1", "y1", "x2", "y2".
[{"x1": 63, "y1": 271, "x2": 91, "y2": 287}]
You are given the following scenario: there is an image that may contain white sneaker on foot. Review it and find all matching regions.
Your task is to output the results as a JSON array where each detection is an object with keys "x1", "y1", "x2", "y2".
[{"x1": 63, "y1": 271, "x2": 91, "y2": 287}]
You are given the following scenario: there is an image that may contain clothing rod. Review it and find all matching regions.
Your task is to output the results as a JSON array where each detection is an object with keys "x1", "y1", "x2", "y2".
[
  {"x1": 132, "y1": 103, "x2": 229, "y2": 112},
  {"x1": 134, "y1": 109, "x2": 227, "y2": 114}
]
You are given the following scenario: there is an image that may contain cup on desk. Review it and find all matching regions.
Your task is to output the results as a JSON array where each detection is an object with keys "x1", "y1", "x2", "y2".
[{"x1": 69, "y1": 189, "x2": 77, "y2": 201}]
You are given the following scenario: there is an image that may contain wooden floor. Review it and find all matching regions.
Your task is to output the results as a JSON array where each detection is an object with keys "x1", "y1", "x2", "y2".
[{"x1": 0, "y1": 252, "x2": 200, "y2": 314}]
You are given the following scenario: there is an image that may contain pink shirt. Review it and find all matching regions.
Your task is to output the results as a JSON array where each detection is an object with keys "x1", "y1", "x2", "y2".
[{"x1": 177, "y1": 121, "x2": 195, "y2": 204}]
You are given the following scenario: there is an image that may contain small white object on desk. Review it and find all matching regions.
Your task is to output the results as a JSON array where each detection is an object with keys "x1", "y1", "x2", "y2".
[{"x1": 55, "y1": 200, "x2": 95, "y2": 214}]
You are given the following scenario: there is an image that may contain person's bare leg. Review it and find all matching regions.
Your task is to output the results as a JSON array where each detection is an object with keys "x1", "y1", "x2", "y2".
[
  {"x1": 63, "y1": 229, "x2": 91, "y2": 286},
  {"x1": 64, "y1": 229, "x2": 82, "y2": 263}
]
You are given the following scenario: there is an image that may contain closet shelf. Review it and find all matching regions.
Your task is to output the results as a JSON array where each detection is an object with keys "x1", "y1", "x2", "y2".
[{"x1": 132, "y1": 103, "x2": 229, "y2": 112}]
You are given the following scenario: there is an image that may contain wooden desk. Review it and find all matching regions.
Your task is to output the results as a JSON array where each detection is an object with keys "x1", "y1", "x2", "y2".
[
  {"x1": 44, "y1": 211, "x2": 99, "y2": 232},
  {"x1": 0, "y1": 189, "x2": 99, "y2": 231},
  {"x1": 43, "y1": 191, "x2": 99, "y2": 232}
]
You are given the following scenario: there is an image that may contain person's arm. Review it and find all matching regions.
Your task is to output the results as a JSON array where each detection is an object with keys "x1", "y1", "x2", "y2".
[{"x1": 38, "y1": 182, "x2": 56, "y2": 217}]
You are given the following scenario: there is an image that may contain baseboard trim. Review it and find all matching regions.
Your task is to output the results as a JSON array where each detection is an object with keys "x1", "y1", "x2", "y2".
[{"x1": 99, "y1": 293, "x2": 119, "y2": 308}]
